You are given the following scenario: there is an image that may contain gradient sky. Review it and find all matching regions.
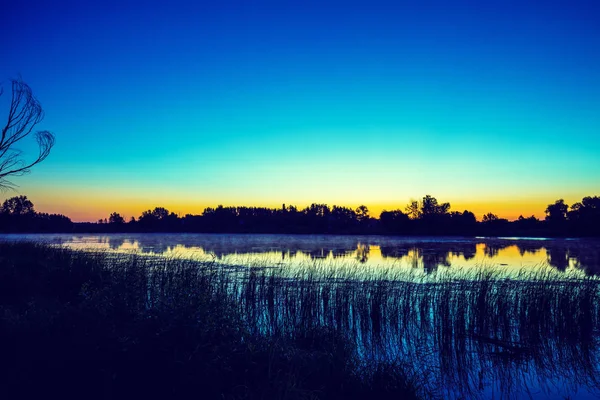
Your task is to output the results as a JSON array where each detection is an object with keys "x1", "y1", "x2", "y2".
[{"x1": 1, "y1": 0, "x2": 599, "y2": 222}]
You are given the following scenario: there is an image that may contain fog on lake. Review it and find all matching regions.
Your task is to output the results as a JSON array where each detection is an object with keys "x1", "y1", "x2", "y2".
[{"x1": 2, "y1": 233, "x2": 600, "y2": 279}]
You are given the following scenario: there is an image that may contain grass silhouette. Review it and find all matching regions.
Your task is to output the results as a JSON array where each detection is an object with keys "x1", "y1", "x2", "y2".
[
  {"x1": 2, "y1": 241, "x2": 600, "y2": 398},
  {"x1": 0, "y1": 242, "x2": 420, "y2": 400}
]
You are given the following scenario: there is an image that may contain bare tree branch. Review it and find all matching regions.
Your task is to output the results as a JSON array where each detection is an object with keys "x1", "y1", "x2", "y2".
[{"x1": 0, "y1": 79, "x2": 55, "y2": 189}]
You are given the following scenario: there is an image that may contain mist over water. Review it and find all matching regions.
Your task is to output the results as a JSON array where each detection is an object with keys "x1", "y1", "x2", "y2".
[{"x1": 2, "y1": 233, "x2": 600, "y2": 279}]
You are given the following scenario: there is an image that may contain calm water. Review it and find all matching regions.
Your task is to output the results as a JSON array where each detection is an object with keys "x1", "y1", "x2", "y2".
[
  {"x1": 3, "y1": 233, "x2": 600, "y2": 399},
  {"x1": 2, "y1": 233, "x2": 600, "y2": 279}
]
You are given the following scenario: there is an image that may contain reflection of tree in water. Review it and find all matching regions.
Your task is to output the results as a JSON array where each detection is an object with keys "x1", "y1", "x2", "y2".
[
  {"x1": 483, "y1": 243, "x2": 513, "y2": 258},
  {"x1": 105, "y1": 235, "x2": 600, "y2": 277},
  {"x1": 379, "y1": 246, "x2": 411, "y2": 259},
  {"x1": 569, "y1": 245, "x2": 600, "y2": 276},
  {"x1": 381, "y1": 246, "x2": 423, "y2": 270},
  {"x1": 547, "y1": 246, "x2": 569, "y2": 271},
  {"x1": 132, "y1": 238, "x2": 175, "y2": 254},
  {"x1": 107, "y1": 236, "x2": 126, "y2": 250},
  {"x1": 447, "y1": 242, "x2": 477, "y2": 261},
  {"x1": 356, "y1": 243, "x2": 370, "y2": 263},
  {"x1": 516, "y1": 242, "x2": 545, "y2": 256},
  {"x1": 421, "y1": 250, "x2": 451, "y2": 274},
  {"x1": 381, "y1": 243, "x2": 477, "y2": 273},
  {"x1": 389, "y1": 247, "x2": 451, "y2": 274},
  {"x1": 459, "y1": 244, "x2": 477, "y2": 260},
  {"x1": 488, "y1": 241, "x2": 600, "y2": 276}
]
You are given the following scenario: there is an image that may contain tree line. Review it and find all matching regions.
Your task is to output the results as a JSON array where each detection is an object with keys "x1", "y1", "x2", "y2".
[
  {"x1": 0, "y1": 195, "x2": 72, "y2": 232},
  {"x1": 1, "y1": 194, "x2": 599, "y2": 236}
]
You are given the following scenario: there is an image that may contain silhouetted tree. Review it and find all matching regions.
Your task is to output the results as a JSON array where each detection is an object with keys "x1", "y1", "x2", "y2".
[
  {"x1": 568, "y1": 196, "x2": 600, "y2": 236},
  {"x1": 405, "y1": 200, "x2": 421, "y2": 220},
  {"x1": 460, "y1": 211, "x2": 477, "y2": 224},
  {"x1": 138, "y1": 207, "x2": 179, "y2": 231},
  {"x1": 0, "y1": 79, "x2": 55, "y2": 189},
  {"x1": 569, "y1": 196, "x2": 600, "y2": 219},
  {"x1": 305, "y1": 203, "x2": 330, "y2": 218},
  {"x1": 518, "y1": 215, "x2": 539, "y2": 223},
  {"x1": 380, "y1": 210, "x2": 410, "y2": 233},
  {"x1": 108, "y1": 212, "x2": 125, "y2": 224},
  {"x1": 482, "y1": 213, "x2": 499, "y2": 222},
  {"x1": 480, "y1": 212, "x2": 511, "y2": 236},
  {"x1": 448, "y1": 210, "x2": 477, "y2": 234},
  {"x1": 141, "y1": 207, "x2": 170, "y2": 221},
  {"x1": 512, "y1": 215, "x2": 543, "y2": 235},
  {"x1": 407, "y1": 195, "x2": 453, "y2": 234},
  {"x1": 355, "y1": 205, "x2": 369, "y2": 222},
  {"x1": 329, "y1": 205, "x2": 358, "y2": 232},
  {"x1": 301, "y1": 204, "x2": 331, "y2": 233},
  {"x1": 0, "y1": 195, "x2": 71, "y2": 232},
  {"x1": 545, "y1": 199, "x2": 569, "y2": 225},
  {"x1": 421, "y1": 195, "x2": 450, "y2": 216},
  {"x1": 1, "y1": 195, "x2": 34, "y2": 215},
  {"x1": 35, "y1": 212, "x2": 72, "y2": 231}
]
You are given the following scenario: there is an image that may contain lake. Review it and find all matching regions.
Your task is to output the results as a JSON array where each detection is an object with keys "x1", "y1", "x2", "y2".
[
  {"x1": 3, "y1": 233, "x2": 600, "y2": 399},
  {"x1": 2, "y1": 233, "x2": 600, "y2": 279}
]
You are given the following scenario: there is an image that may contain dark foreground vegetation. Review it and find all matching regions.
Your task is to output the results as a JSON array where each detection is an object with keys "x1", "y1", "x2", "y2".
[
  {"x1": 1, "y1": 194, "x2": 600, "y2": 236},
  {"x1": 2, "y1": 241, "x2": 600, "y2": 399},
  {"x1": 0, "y1": 242, "x2": 420, "y2": 400}
]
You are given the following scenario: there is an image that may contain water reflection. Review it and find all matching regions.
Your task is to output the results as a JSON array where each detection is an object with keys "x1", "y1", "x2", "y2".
[
  {"x1": 2, "y1": 233, "x2": 600, "y2": 398},
  {"x1": 107, "y1": 236, "x2": 127, "y2": 250},
  {"x1": 356, "y1": 243, "x2": 370, "y2": 263},
  {"x1": 2, "y1": 233, "x2": 600, "y2": 277},
  {"x1": 547, "y1": 246, "x2": 569, "y2": 271}
]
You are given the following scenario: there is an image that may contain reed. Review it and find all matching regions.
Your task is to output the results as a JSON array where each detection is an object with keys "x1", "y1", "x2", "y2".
[
  {"x1": 3, "y1": 241, "x2": 600, "y2": 398},
  {"x1": 0, "y1": 242, "x2": 420, "y2": 400},
  {"x1": 208, "y1": 254, "x2": 600, "y2": 398}
]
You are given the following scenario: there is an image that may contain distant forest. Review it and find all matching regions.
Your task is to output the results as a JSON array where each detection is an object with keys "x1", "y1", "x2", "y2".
[{"x1": 0, "y1": 194, "x2": 599, "y2": 237}]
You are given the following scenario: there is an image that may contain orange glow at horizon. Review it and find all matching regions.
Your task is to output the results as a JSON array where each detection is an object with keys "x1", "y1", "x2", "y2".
[{"x1": 18, "y1": 192, "x2": 565, "y2": 223}]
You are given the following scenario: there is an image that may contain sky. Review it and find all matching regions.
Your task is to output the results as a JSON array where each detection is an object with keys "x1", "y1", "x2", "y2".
[{"x1": 1, "y1": 0, "x2": 599, "y2": 222}]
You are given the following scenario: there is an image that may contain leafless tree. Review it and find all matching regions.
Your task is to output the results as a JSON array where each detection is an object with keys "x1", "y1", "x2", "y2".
[{"x1": 0, "y1": 78, "x2": 55, "y2": 189}]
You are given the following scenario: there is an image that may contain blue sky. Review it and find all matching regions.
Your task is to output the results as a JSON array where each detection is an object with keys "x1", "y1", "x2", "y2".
[{"x1": 1, "y1": 0, "x2": 599, "y2": 221}]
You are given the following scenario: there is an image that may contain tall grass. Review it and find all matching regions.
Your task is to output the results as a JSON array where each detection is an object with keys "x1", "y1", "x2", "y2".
[
  {"x1": 0, "y1": 242, "x2": 420, "y2": 400},
  {"x1": 232, "y1": 263, "x2": 600, "y2": 398},
  {"x1": 2, "y1": 241, "x2": 600, "y2": 398}
]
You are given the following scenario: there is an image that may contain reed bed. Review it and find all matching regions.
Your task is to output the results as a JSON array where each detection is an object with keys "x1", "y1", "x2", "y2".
[
  {"x1": 2, "y1": 241, "x2": 600, "y2": 399},
  {"x1": 0, "y1": 242, "x2": 420, "y2": 400},
  {"x1": 231, "y1": 263, "x2": 600, "y2": 398}
]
